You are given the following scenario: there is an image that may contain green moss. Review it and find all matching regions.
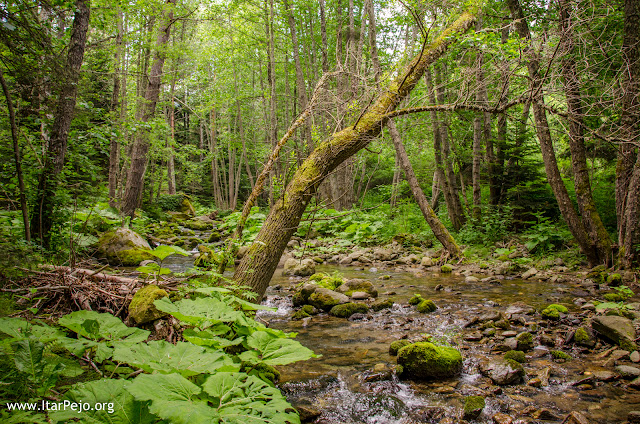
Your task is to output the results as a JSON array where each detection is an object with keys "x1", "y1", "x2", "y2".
[
  {"x1": 440, "y1": 264, "x2": 453, "y2": 273},
  {"x1": 504, "y1": 358, "x2": 525, "y2": 376},
  {"x1": 574, "y1": 327, "x2": 591, "y2": 344},
  {"x1": 309, "y1": 291, "x2": 341, "y2": 312},
  {"x1": 495, "y1": 319, "x2": 511, "y2": 330},
  {"x1": 128, "y1": 285, "x2": 168, "y2": 324},
  {"x1": 546, "y1": 304, "x2": 568, "y2": 313},
  {"x1": 408, "y1": 294, "x2": 424, "y2": 305},
  {"x1": 396, "y1": 342, "x2": 463, "y2": 379},
  {"x1": 550, "y1": 350, "x2": 572, "y2": 361},
  {"x1": 606, "y1": 273, "x2": 623, "y2": 287},
  {"x1": 603, "y1": 293, "x2": 624, "y2": 302},
  {"x1": 504, "y1": 350, "x2": 526, "y2": 363},
  {"x1": 620, "y1": 338, "x2": 637, "y2": 352},
  {"x1": 389, "y1": 340, "x2": 412, "y2": 356},
  {"x1": 416, "y1": 299, "x2": 437, "y2": 313},
  {"x1": 541, "y1": 307, "x2": 560, "y2": 321},
  {"x1": 292, "y1": 305, "x2": 314, "y2": 320},
  {"x1": 308, "y1": 273, "x2": 343, "y2": 290},
  {"x1": 114, "y1": 248, "x2": 154, "y2": 266},
  {"x1": 463, "y1": 396, "x2": 485, "y2": 420},
  {"x1": 371, "y1": 299, "x2": 394, "y2": 312},
  {"x1": 516, "y1": 332, "x2": 534, "y2": 351},
  {"x1": 208, "y1": 232, "x2": 222, "y2": 243},
  {"x1": 329, "y1": 302, "x2": 369, "y2": 318}
]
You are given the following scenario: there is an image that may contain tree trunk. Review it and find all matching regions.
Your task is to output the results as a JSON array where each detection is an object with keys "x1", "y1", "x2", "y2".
[
  {"x1": 121, "y1": 0, "x2": 177, "y2": 218},
  {"x1": 472, "y1": 116, "x2": 482, "y2": 218},
  {"x1": 0, "y1": 68, "x2": 30, "y2": 242},
  {"x1": 109, "y1": 8, "x2": 123, "y2": 208},
  {"x1": 32, "y1": 0, "x2": 90, "y2": 245},
  {"x1": 618, "y1": 0, "x2": 640, "y2": 267},
  {"x1": 233, "y1": 7, "x2": 478, "y2": 300},
  {"x1": 558, "y1": 0, "x2": 612, "y2": 264},
  {"x1": 507, "y1": 0, "x2": 599, "y2": 265},
  {"x1": 389, "y1": 120, "x2": 461, "y2": 255}
]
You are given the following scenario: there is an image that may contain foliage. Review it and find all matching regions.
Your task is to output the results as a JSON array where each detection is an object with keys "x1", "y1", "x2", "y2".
[
  {"x1": 136, "y1": 245, "x2": 190, "y2": 281},
  {"x1": 521, "y1": 213, "x2": 573, "y2": 253},
  {"x1": 457, "y1": 206, "x2": 514, "y2": 245}
]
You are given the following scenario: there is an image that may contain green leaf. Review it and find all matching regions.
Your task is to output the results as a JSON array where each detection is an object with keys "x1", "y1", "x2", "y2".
[
  {"x1": 58, "y1": 311, "x2": 150, "y2": 342},
  {"x1": 0, "y1": 317, "x2": 65, "y2": 342},
  {"x1": 49, "y1": 378, "x2": 155, "y2": 424},
  {"x1": 240, "y1": 331, "x2": 317, "y2": 366},
  {"x1": 127, "y1": 373, "x2": 217, "y2": 424},
  {"x1": 154, "y1": 297, "x2": 245, "y2": 327},
  {"x1": 12, "y1": 339, "x2": 44, "y2": 377},
  {"x1": 0, "y1": 411, "x2": 48, "y2": 424},
  {"x1": 148, "y1": 245, "x2": 190, "y2": 261},
  {"x1": 202, "y1": 372, "x2": 300, "y2": 424},
  {"x1": 182, "y1": 328, "x2": 244, "y2": 348},
  {"x1": 112, "y1": 340, "x2": 239, "y2": 376}
]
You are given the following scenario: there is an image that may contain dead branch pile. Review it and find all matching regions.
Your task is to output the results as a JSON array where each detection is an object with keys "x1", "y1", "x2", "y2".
[{"x1": 1, "y1": 265, "x2": 180, "y2": 319}]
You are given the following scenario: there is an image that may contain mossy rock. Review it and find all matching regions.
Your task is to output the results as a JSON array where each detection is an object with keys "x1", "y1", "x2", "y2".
[
  {"x1": 309, "y1": 273, "x2": 344, "y2": 290},
  {"x1": 128, "y1": 285, "x2": 169, "y2": 324},
  {"x1": 516, "y1": 332, "x2": 534, "y2": 351},
  {"x1": 337, "y1": 278, "x2": 378, "y2": 298},
  {"x1": 329, "y1": 302, "x2": 369, "y2": 318},
  {"x1": 292, "y1": 305, "x2": 315, "y2": 320},
  {"x1": 183, "y1": 219, "x2": 211, "y2": 231},
  {"x1": 371, "y1": 299, "x2": 394, "y2": 312},
  {"x1": 292, "y1": 283, "x2": 320, "y2": 307},
  {"x1": 541, "y1": 307, "x2": 560, "y2": 321},
  {"x1": 308, "y1": 288, "x2": 349, "y2": 312},
  {"x1": 606, "y1": 273, "x2": 623, "y2": 287},
  {"x1": 96, "y1": 228, "x2": 153, "y2": 266},
  {"x1": 574, "y1": 327, "x2": 593, "y2": 346},
  {"x1": 389, "y1": 340, "x2": 412, "y2": 356},
  {"x1": 208, "y1": 232, "x2": 222, "y2": 243},
  {"x1": 463, "y1": 396, "x2": 485, "y2": 420},
  {"x1": 440, "y1": 264, "x2": 453, "y2": 273},
  {"x1": 396, "y1": 342, "x2": 463, "y2": 380},
  {"x1": 604, "y1": 293, "x2": 624, "y2": 302},
  {"x1": 503, "y1": 350, "x2": 526, "y2": 363},
  {"x1": 416, "y1": 299, "x2": 437, "y2": 313},
  {"x1": 408, "y1": 294, "x2": 424, "y2": 306},
  {"x1": 180, "y1": 197, "x2": 196, "y2": 216},
  {"x1": 550, "y1": 350, "x2": 572, "y2": 361},
  {"x1": 546, "y1": 304, "x2": 568, "y2": 313}
]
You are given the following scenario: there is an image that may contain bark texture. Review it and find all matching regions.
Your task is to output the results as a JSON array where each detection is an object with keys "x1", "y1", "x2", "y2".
[{"x1": 233, "y1": 8, "x2": 478, "y2": 300}]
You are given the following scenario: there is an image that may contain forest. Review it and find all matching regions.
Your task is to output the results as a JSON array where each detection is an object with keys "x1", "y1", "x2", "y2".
[{"x1": 0, "y1": 0, "x2": 639, "y2": 422}]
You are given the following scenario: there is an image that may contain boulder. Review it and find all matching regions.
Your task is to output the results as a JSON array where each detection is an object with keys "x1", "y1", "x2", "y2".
[
  {"x1": 336, "y1": 278, "x2": 378, "y2": 297},
  {"x1": 389, "y1": 340, "x2": 412, "y2": 356},
  {"x1": 371, "y1": 299, "x2": 394, "y2": 312},
  {"x1": 283, "y1": 258, "x2": 316, "y2": 277},
  {"x1": 420, "y1": 256, "x2": 434, "y2": 267},
  {"x1": 396, "y1": 342, "x2": 463, "y2": 379},
  {"x1": 479, "y1": 358, "x2": 524, "y2": 385},
  {"x1": 308, "y1": 288, "x2": 349, "y2": 311},
  {"x1": 128, "y1": 285, "x2": 168, "y2": 324},
  {"x1": 592, "y1": 315, "x2": 637, "y2": 351},
  {"x1": 350, "y1": 291, "x2": 371, "y2": 300},
  {"x1": 329, "y1": 302, "x2": 369, "y2": 318},
  {"x1": 416, "y1": 299, "x2": 437, "y2": 313},
  {"x1": 96, "y1": 228, "x2": 153, "y2": 266},
  {"x1": 373, "y1": 248, "x2": 395, "y2": 261},
  {"x1": 292, "y1": 283, "x2": 320, "y2": 306},
  {"x1": 521, "y1": 268, "x2": 538, "y2": 279},
  {"x1": 463, "y1": 396, "x2": 485, "y2": 420}
]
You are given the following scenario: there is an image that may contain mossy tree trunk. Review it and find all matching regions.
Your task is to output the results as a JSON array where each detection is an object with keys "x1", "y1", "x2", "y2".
[{"x1": 233, "y1": 7, "x2": 478, "y2": 300}]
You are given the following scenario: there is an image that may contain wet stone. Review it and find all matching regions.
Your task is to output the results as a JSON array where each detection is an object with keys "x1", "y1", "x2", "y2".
[
  {"x1": 492, "y1": 412, "x2": 514, "y2": 424},
  {"x1": 632, "y1": 351, "x2": 640, "y2": 363},
  {"x1": 629, "y1": 411, "x2": 640, "y2": 424},
  {"x1": 591, "y1": 370, "x2": 618, "y2": 382},
  {"x1": 615, "y1": 365, "x2": 640, "y2": 379}
]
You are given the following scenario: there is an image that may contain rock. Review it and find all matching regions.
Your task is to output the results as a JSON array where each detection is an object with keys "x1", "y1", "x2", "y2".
[
  {"x1": 408, "y1": 294, "x2": 423, "y2": 305},
  {"x1": 139, "y1": 259, "x2": 157, "y2": 267},
  {"x1": 521, "y1": 268, "x2": 538, "y2": 279},
  {"x1": 282, "y1": 258, "x2": 316, "y2": 277},
  {"x1": 373, "y1": 248, "x2": 394, "y2": 261},
  {"x1": 591, "y1": 370, "x2": 618, "y2": 382},
  {"x1": 551, "y1": 350, "x2": 572, "y2": 361},
  {"x1": 292, "y1": 283, "x2": 319, "y2": 306},
  {"x1": 128, "y1": 285, "x2": 168, "y2": 324},
  {"x1": 505, "y1": 302, "x2": 535, "y2": 315},
  {"x1": 463, "y1": 396, "x2": 485, "y2": 420},
  {"x1": 296, "y1": 405, "x2": 321, "y2": 423},
  {"x1": 615, "y1": 365, "x2": 640, "y2": 379},
  {"x1": 336, "y1": 278, "x2": 378, "y2": 297},
  {"x1": 440, "y1": 264, "x2": 453, "y2": 273},
  {"x1": 479, "y1": 358, "x2": 524, "y2": 385},
  {"x1": 465, "y1": 276, "x2": 480, "y2": 283},
  {"x1": 291, "y1": 305, "x2": 315, "y2": 320},
  {"x1": 96, "y1": 228, "x2": 153, "y2": 266},
  {"x1": 420, "y1": 256, "x2": 434, "y2": 267},
  {"x1": 631, "y1": 351, "x2": 640, "y2": 363},
  {"x1": 516, "y1": 332, "x2": 534, "y2": 351},
  {"x1": 592, "y1": 315, "x2": 637, "y2": 351},
  {"x1": 504, "y1": 350, "x2": 526, "y2": 363},
  {"x1": 628, "y1": 411, "x2": 640, "y2": 424},
  {"x1": 492, "y1": 412, "x2": 514, "y2": 424},
  {"x1": 308, "y1": 288, "x2": 349, "y2": 311},
  {"x1": 389, "y1": 340, "x2": 412, "y2": 356},
  {"x1": 371, "y1": 299, "x2": 394, "y2": 312},
  {"x1": 329, "y1": 302, "x2": 369, "y2": 318},
  {"x1": 532, "y1": 409, "x2": 559, "y2": 420},
  {"x1": 350, "y1": 291, "x2": 370, "y2": 300},
  {"x1": 416, "y1": 299, "x2": 437, "y2": 313},
  {"x1": 563, "y1": 411, "x2": 590, "y2": 424},
  {"x1": 607, "y1": 273, "x2": 623, "y2": 287},
  {"x1": 574, "y1": 327, "x2": 595, "y2": 347},
  {"x1": 409, "y1": 406, "x2": 445, "y2": 422},
  {"x1": 396, "y1": 342, "x2": 463, "y2": 379}
]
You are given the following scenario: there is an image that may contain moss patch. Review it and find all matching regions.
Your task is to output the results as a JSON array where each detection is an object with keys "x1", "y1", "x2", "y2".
[
  {"x1": 371, "y1": 299, "x2": 394, "y2": 312},
  {"x1": 396, "y1": 342, "x2": 463, "y2": 379},
  {"x1": 463, "y1": 396, "x2": 485, "y2": 420},
  {"x1": 546, "y1": 304, "x2": 568, "y2": 313},
  {"x1": 329, "y1": 302, "x2": 369, "y2": 318},
  {"x1": 606, "y1": 273, "x2": 622, "y2": 287},
  {"x1": 389, "y1": 340, "x2": 412, "y2": 356},
  {"x1": 416, "y1": 299, "x2": 437, "y2": 313},
  {"x1": 504, "y1": 350, "x2": 526, "y2": 363},
  {"x1": 541, "y1": 307, "x2": 560, "y2": 321},
  {"x1": 128, "y1": 285, "x2": 168, "y2": 324},
  {"x1": 516, "y1": 332, "x2": 534, "y2": 351},
  {"x1": 292, "y1": 305, "x2": 315, "y2": 320},
  {"x1": 440, "y1": 264, "x2": 453, "y2": 273},
  {"x1": 550, "y1": 350, "x2": 572, "y2": 361},
  {"x1": 408, "y1": 294, "x2": 424, "y2": 305}
]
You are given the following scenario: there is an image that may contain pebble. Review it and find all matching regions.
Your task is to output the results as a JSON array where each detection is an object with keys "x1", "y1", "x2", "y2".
[
  {"x1": 492, "y1": 412, "x2": 514, "y2": 424},
  {"x1": 631, "y1": 351, "x2": 640, "y2": 363}
]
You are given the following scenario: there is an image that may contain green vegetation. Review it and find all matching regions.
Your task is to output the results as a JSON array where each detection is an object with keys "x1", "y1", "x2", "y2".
[{"x1": 504, "y1": 350, "x2": 526, "y2": 363}]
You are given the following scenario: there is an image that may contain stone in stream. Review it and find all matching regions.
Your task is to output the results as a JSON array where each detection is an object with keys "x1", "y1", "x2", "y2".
[
  {"x1": 629, "y1": 411, "x2": 640, "y2": 424},
  {"x1": 479, "y1": 358, "x2": 524, "y2": 385},
  {"x1": 492, "y1": 412, "x2": 514, "y2": 424},
  {"x1": 282, "y1": 258, "x2": 316, "y2": 277},
  {"x1": 505, "y1": 302, "x2": 536, "y2": 316},
  {"x1": 336, "y1": 278, "x2": 378, "y2": 297},
  {"x1": 615, "y1": 365, "x2": 640, "y2": 379},
  {"x1": 329, "y1": 302, "x2": 369, "y2": 318},
  {"x1": 591, "y1": 315, "x2": 637, "y2": 351},
  {"x1": 396, "y1": 342, "x2": 463, "y2": 379},
  {"x1": 516, "y1": 332, "x2": 534, "y2": 351},
  {"x1": 371, "y1": 299, "x2": 394, "y2": 312},
  {"x1": 308, "y1": 288, "x2": 349, "y2": 311},
  {"x1": 350, "y1": 291, "x2": 370, "y2": 300},
  {"x1": 420, "y1": 256, "x2": 434, "y2": 267},
  {"x1": 462, "y1": 396, "x2": 485, "y2": 420},
  {"x1": 632, "y1": 351, "x2": 640, "y2": 363},
  {"x1": 563, "y1": 411, "x2": 591, "y2": 424},
  {"x1": 389, "y1": 340, "x2": 412, "y2": 356}
]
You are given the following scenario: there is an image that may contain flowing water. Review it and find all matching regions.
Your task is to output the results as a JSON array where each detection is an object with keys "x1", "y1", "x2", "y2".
[{"x1": 163, "y1": 253, "x2": 638, "y2": 423}]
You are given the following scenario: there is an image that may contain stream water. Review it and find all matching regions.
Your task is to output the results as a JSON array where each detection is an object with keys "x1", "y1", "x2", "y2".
[{"x1": 165, "y1": 254, "x2": 638, "y2": 423}]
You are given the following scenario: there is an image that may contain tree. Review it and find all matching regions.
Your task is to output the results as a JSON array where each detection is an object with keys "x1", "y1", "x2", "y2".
[{"x1": 233, "y1": 6, "x2": 479, "y2": 301}]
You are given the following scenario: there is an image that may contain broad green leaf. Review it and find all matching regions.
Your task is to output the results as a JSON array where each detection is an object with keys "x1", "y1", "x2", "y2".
[
  {"x1": 182, "y1": 328, "x2": 243, "y2": 348},
  {"x1": 0, "y1": 410, "x2": 48, "y2": 424},
  {"x1": 112, "y1": 340, "x2": 238, "y2": 376},
  {"x1": 58, "y1": 311, "x2": 150, "y2": 342},
  {"x1": 127, "y1": 373, "x2": 217, "y2": 424},
  {"x1": 202, "y1": 372, "x2": 300, "y2": 424},
  {"x1": 0, "y1": 317, "x2": 65, "y2": 342},
  {"x1": 12, "y1": 339, "x2": 44, "y2": 377},
  {"x1": 148, "y1": 245, "x2": 190, "y2": 261},
  {"x1": 49, "y1": 378, "x2": 155, "y2": 424},
  {"x1": 154, "y1": 297, "x2": 245, "y2": 327},
  {"x1": 240, "y1": 331, "x2": 317, "y2": 366}
]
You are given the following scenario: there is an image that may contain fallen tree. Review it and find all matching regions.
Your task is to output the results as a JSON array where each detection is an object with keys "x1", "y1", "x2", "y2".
[{"x1": 233, "y1": 5, "x2": 479, "y2": 301}]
